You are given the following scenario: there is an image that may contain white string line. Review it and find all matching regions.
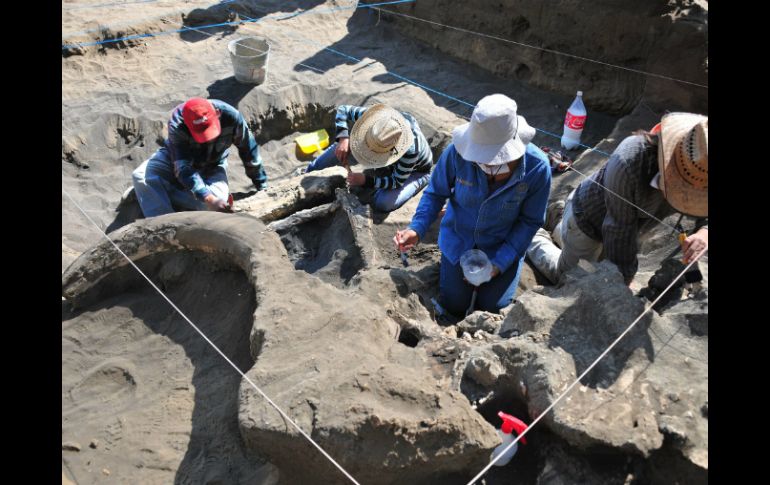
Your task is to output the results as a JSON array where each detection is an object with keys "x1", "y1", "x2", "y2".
[
  {"x1": 62, "y1": 189, "x2": 362, "y2": 485},
  {"x1": 372, "y1": 8, "x2": 708, "y2": 89},
  {"x1": 465, "y1": 243, "x2": 708, "y2": 485},
  {"x1": 297, "y1": 62, "x2": 326, "y2": 74}
]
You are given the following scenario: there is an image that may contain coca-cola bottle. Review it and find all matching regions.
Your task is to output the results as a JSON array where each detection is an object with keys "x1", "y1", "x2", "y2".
[{"x1": 561, "y1": 91, "x2": 586, "y2": 150}]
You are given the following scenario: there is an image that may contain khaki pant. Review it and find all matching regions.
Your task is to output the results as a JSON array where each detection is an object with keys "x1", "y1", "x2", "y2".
[{"x1": 526, "y1": 190, "x2": 603, "y2": 284}]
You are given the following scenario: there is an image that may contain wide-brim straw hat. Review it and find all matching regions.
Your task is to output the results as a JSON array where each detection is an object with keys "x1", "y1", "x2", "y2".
[
  {"x1": 350, "y1": 104, "x2": 414, "y2": 169},
  {"x1": 452, "y1": 93, "x2": 537, "y2": 165},
  {"x1": 658, "y1": 112, "x2": 708, "y2": 217}
]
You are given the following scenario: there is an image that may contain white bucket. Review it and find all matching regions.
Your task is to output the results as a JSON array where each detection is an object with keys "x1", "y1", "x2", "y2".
[{"x1": 228, "y1": 36, "x2": 271, "y2": 84}]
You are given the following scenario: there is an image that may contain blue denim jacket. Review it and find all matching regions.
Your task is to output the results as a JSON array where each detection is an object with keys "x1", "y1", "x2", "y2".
[
  {"x1": 166, "y1": 99, "x2": 267, "y2": 200},
  {"x1": 409, "y1": 143, "x2": 551, "y2": 273}
]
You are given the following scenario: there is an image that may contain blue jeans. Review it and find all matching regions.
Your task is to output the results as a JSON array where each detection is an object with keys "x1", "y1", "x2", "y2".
[
  {"x1": 306, "y1": 142, "x2": 431, "y2": 212},
  {"x1": 305, "y1": 142, "x2": 345, "y2": 173},
  {"x1": 439, "y1": 253, "x2": 524, "y2": 317},
  {"x1": 132, "y1": 147, "x2": 229, "y2": 217}
]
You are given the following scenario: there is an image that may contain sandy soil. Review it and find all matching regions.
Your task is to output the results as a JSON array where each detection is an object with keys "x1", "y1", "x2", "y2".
[{"x1": 62, "y1": 1, "x2": 635, "y2": 483}]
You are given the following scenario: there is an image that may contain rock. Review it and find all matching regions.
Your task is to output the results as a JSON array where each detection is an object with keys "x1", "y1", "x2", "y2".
[
  {"x1": 335, "y1": 188, "x2": 378, "y2": 268},
  {"x1": 535, "y1": 441, "x2": 633, "y2": 485},
  {"x1": 638, "y1": 258, "x2": 687, "y2": 311},
  {"x1": 89, "y1": 439, "x2": 99, "y2": 449},
  {"x1": 458, "y1": 311, "x2": 503, "y2": 335},
  {"x1": 464, "y1": 352, "x2": 503, "y2": 388},
  {"x1": 234, "y1": 166, "x2": 347, "y2": 222},
  {"x1": 102, "y1": 468, "x2": 111, "y2": 476},
  {"x1": 490, "y1": 262, "x2": 707, "y2": 471},
  {"x1": 663, "y1": 297, "x2": 708, "y2": 337},
  {"x1": 62, "y1": 441, "x2": 81, "y2": 452}
]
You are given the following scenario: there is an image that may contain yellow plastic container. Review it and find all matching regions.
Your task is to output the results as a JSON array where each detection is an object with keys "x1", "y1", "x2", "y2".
[{"x1": 295, "y1": 129, "x2": 330, "y2": 155}]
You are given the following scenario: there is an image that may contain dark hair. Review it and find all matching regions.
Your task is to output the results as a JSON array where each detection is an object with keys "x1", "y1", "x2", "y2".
[{"x1": 632, "y1": 129, "x2": 659, "y2": 146}]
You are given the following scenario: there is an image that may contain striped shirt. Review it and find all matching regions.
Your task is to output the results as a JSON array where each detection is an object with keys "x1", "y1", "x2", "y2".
[{"x1": 334, "y1": 105, "x2": 433, "y2": 190}]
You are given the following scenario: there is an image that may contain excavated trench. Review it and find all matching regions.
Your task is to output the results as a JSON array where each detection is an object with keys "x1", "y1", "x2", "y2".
[
  {"x1": 63, "y1": 1, "x2": 708, "y2": 483},
  {"x1": 276, "y1": 206, "x2": 364, "y2": 288},
  {"x1": 60, "y1": 98, "x2": 632, "y2": 484}
]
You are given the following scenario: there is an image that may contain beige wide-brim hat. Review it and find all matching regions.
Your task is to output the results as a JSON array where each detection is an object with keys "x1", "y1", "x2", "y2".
[
  {"x1": 350, "y1": 104, "x2": 414, "y2": 169},
  {"x1": 452, "y1": 93, "x2": 537, "y2": 165},
  {"x1": 658, "y1": 112, "x2": 708, "y2": 217}
]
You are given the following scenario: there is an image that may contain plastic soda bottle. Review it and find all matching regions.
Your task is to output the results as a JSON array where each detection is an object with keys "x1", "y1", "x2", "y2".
[
  {"x1": 490, "y1": 411, "x2": 528, "y2": 466},
  {"x1": 561, "y1": 91, "x2": 586, "y2": 150}
]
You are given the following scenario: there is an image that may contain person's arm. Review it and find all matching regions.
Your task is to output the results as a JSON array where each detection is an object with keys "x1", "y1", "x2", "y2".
[
  {"x1": 601, "y1": 157, "x2": 642, "y2": 285},
  {"x1": 489, "y1": 162, "x2": 552, "y2": 274},
  {"x1": 168, "y1": 126, "x2": 211, "y2": 201},
  {"x1": 363, "y1": 147, "x2": 425, "y2": 189},
  {"x1": 233, "y1": 111, "x2": 267, "y2": 191},
  {"x1": 332, "y1": 105, "x2": 367, "y2": 167},
  {"x1": 406, "y1": 145, "x2": 456, "y2": 240},
  {"x1": 334, "y1": 105, "x2": 367, "y2": 140}
]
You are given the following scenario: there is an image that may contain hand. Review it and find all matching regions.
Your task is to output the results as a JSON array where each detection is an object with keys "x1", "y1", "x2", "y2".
[
  {"x1": 203, "y1": 194, "x2": 229, "y2": 212},
  {"x1": 347, "y1": 172, "x2": 366, "y2": 186},
  {"x1": 394, "y1": 229, "x2": 419, "y2": 252},
  {"x1": 336, "y1": 138, "x2": 351, "y2": 165},
  {"x1": 682, "y1": 228, "x2": 708, "y2": 263}
]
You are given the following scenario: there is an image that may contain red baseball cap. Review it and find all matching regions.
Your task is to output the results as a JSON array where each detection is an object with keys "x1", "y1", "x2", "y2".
[{"x1": 182, "y1": 98, "x2": 221, "y2": 143}]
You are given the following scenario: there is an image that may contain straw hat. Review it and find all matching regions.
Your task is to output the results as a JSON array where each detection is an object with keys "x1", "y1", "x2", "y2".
[
  {"x1": 658, "y1": 113, "x2": 708, "y2": 217},
  {"x1": 350, "y1": 104, "x2": 414, "y2": 169},
  {"x1": 452, "y1": 94, "x2": 536, "y2": 165}
]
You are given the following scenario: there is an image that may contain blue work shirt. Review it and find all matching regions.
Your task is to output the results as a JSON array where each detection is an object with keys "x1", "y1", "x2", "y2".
[
  {"x1": 409, "y1": 143, "x2": 551, "y2": 273},
  {"x1": 166, "y1": 99, "x2": 267, "y2": 200}
]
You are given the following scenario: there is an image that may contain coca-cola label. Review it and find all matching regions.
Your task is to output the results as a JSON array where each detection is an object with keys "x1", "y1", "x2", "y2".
[{"x1": 565, "y1": 112, "x2": 586, "y2": 130}]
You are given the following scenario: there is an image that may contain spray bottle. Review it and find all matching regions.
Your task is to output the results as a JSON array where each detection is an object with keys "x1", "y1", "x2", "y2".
[{"x1": 491, "y1": 411, "x2": 528, "y2": 466}]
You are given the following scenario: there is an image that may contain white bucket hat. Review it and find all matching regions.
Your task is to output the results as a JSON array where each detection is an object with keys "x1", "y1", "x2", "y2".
[
  {"x1": 452, "y1": 94, "x2": 536, "y2": 165},
  {"x1": 350, "y1": 104, "x2": 414, "y2": 169}
]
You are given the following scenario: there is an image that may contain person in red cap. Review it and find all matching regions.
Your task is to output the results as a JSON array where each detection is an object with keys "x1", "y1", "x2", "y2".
[{"x1": 131, "y1": 97, "x2": 268, "y2": 217}]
